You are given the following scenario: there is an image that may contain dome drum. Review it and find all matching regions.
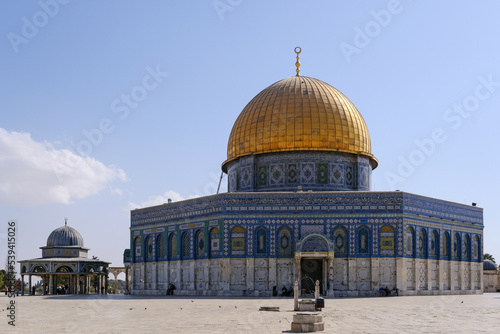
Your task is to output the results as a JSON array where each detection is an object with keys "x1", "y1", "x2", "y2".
[{"x1": 226, "y1": 151, "x2": 372, "y2": 192}]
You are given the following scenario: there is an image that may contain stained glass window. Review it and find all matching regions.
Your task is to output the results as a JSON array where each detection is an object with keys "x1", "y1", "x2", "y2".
[
  {"x1": 278, "y1": 227, "x2": 292, "y2": 257},
  {"x1": 169, "y1": 233, "x2": 177, "y2": 259},
  {"x1": 182, "y1": 232, "x2": 191, "y2": 259},
  {"x1": 334, "y1": 227, "x2": 347, "y2": 256},
  {"x1": 255, "y1": 228, "x2": 267, "y2": 255},
  {"x1": 357, "y1": 227, "x2": 369, "y2": 255},
  {"x1": 156, "y1": 234, "x2": 165, "y2": 259}
]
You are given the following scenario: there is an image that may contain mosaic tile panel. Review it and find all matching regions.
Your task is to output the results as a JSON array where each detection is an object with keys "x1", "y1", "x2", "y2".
[
  {"x1": 257, "y1": 165, "x2": 267, "y2": 186},
  {"x1": 240, "y1": 165, "x2": 253, "y2": 189},
  {"x1": 287, "y1": 163, "x2": 298, "y2": 184},
  {"x1": 330, "y1": 163, "x2": 345, "y2": 185},
  {"x1": 317, "y1": 163, "x2": 328, "y2": 184},
  {"x1": 299, "y1": 162, "x2": 315, "y2": 184},
  {"x1": 269, "y1": 163, "x2": 285, "y2": 185}
]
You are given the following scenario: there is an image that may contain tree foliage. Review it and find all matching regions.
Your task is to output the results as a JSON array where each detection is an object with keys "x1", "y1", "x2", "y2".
[{"x1": 483, "y1": 253, "x2": 496, "y2": 263}]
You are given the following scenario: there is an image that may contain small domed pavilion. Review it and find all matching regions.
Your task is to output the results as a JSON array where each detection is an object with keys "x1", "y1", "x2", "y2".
[{"x1": 18, "y1": 219, "x2": 110, "y2": 295}]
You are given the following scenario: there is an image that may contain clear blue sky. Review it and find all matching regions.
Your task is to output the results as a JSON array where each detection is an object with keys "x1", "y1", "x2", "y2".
[{"x1": 1, "y1": 0, "x2": 500, "y2": 272}]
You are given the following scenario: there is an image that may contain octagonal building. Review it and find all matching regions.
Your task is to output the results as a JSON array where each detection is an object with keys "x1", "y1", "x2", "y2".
[{"x1": 129, "y1": 50, "x2": 483, "y2": 297}]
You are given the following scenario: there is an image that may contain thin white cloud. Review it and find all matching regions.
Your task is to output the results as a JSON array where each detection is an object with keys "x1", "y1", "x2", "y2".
[
  {"x1": 128, "y1": 190, "x2": 196, "y2": 210},
  {"x1": 0, "y1": 128, "x2": 127, "y2": 206}
]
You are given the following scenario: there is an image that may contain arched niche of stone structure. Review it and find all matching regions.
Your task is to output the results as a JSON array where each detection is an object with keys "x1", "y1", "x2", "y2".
[
  {"x1": 55, "y1": 265, "x2": 74, "y2": 273},
  {"x1": 32, "y1": 265, "x2": 47, "y2": 273}
]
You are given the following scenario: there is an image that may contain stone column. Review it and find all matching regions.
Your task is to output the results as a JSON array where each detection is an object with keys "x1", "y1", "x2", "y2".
[
  {"x1": 246, "y1": 258, "x2": 254, "y2": 293},
  {"x1": 459, "y1": 261, "x2": 465, "y2": 291},
  {"x1": 126, "y1": 266, "x2": 130, "y2": 294},
  {"x1": 370, "y1": 258, "x2": 380, "y2": 292},
  {"x1": 396, "y1": 257, "x2": 406, "y2": 294},
  {"x1": 327, "y1": 254, "x2": 334, "y2": 296},
  {"x1": 76, "y1": 274, "x2": 80, "y2": 295},
  {"x1": 449, "y1": 260, "x2": 455, "y2": 290},
  {"x1": 98, "y1": 275, "x2": 102, "y2": 294},
  {"x1": 21, "y1": 275, "x2": 24, "y2": 296},
  {"x1": 105, "y1": 274, "x2": 109, "y2": 294},
  {"x1": 29, "y1": 275, "x2": 32, "y2": 295},
  {"x1": 151, "y1": 263, "x2": 157, "y2": 290},
  {"x1": 49, "y1": 275, "x2": 54, "y2": 295},
  {"x1": 293, "y1": 281, "x2": 299, "y2": 311},
  {"x1": 268, "y1": 258, "x2": 277, "y2": 294},
  {"x1": 295, "y1": 253, "x2": 301, "y2": 297},
  {"x1": 348, "y1": 258, "x2": 357, "y2": 292},
  {"x1": 427, "y1": 259, "x2": 433, "y2": 291}
]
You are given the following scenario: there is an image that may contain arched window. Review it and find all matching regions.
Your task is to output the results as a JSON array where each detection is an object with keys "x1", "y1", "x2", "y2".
[
  {"x1": 168, "y1": 233, "x2": 177, "y2": 260},
  {"x1": 156, "y1": 234, "x2": 165, "y2": 259},
  {"x1": 430, "y1": 230, "x2": 439, "y2": 257},
  {"x1": 357, "y1": 226, "x2": 370, "y2": 255},
  {"x1": 406, "y1": 227, "x2": 414, "y2": 257},
  {"x1": 380, "y1": 225, "x2": 395, "y2": 256},
  {"x1": 145, "y1": 236, "x2": 153, "y2": 261},
  {"x1": 418, "y1": 229, "x2": 428, "y2": 258},
  {"x1": 334, "y1": 226, "x2": 347, "y2": 256},
  {"x1": 464, "y1": 234, "x2": 471, "y2": 261},
  {"x1": 453, "y1": 233, "x2": 461, "y2": 260},
  {"x1": 473, "y1": 235, "x2": 481, "y2": 262},
  {"x1": 443, "y1": 232, "x2": 451, "y2": 260},
  {"x1": 277, "y1": 227, "x2": 292, "y2": 257},
  {"x1": 134, "y1": 237, "x2": 141, "y2": 262},
  {"x1": 255, "y1": 227, "x2": 268, "y2": 256},
  {"x1": 182, "y1": 232, "x2": 191, "y2": 259},
  {"x1": 231, "y1": 226, "x2": 246, "y2": 257},
  {"x1": 210, "y1": 227, "x2": 220, "y2": 258},
  {"x1": 195, "y1": 230, "x2": 205, "y2": 259}
]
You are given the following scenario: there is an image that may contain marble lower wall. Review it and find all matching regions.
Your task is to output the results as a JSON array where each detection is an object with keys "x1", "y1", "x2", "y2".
[{"x1": 130, "y1": 258, "x2": 483, "y2": 296}]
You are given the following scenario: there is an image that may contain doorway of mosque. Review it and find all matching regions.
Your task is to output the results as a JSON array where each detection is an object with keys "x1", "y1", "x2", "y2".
[{"x1": 300, "y1": 258, "x2": 323, "y2": 295}]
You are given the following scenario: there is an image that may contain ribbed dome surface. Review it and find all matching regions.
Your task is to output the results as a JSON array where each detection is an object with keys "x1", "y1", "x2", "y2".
[
  {"x1": 483, "y1": 259, "x2": 497, "y2": 271},
  {"x1": 46, "y1": 225, "x2": 84, "y2": 247},
  {"x1": 223, "y1": 76, "x2": 377, "y2": 171}
]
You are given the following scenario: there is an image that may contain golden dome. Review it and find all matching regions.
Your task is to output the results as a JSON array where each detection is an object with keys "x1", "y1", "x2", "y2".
[{"x1": 223, "y1": 75, "x2": 378, "y2": 171}]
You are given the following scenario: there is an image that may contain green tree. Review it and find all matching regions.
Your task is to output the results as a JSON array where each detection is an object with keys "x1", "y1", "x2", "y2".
[
  {"x1": 483, "y1": 253, "x2": 496, "y2": 263},
  {"x1": 0, "y1": 269, "x2": 5, "y2": 288}
]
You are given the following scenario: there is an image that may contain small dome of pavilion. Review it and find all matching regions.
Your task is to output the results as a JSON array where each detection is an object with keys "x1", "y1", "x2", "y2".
[
  {"x1": 46, "y1": 220, "x2": 84, "y2": 247},
  {"x1": 483, "y1": 259, "x2": 497, "y2": 271}
]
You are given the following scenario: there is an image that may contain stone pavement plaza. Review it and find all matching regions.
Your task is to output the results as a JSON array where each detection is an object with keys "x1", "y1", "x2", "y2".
[{"x1": 1, "y1": 293, "x2": 500, "y2": 333}]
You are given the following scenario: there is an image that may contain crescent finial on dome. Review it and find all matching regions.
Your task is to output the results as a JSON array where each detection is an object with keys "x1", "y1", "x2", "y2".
[{"x1": 295, "y1": 47, "x2": 301, "y2": 76}]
